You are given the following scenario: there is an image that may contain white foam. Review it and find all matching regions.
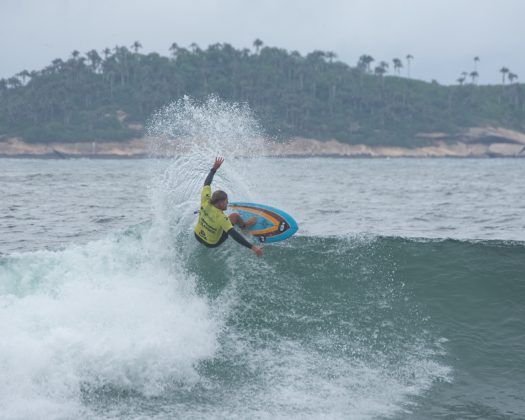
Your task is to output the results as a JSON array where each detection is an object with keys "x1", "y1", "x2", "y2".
[
  {"x1": 0, "y1": 233, "x2": 219, "y2": 418},
  {"x1": 0, "y1": 97, "x2": 270, "y2": 418}
]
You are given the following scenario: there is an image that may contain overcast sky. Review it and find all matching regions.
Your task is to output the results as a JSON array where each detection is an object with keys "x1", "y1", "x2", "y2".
[{"x1": 1, "y1": 0, "x2": 523, "y2": 85}]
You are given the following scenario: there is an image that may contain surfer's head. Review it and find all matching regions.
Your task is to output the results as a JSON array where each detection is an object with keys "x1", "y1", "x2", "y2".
[{"x1": 211, "y1": 190, "x2": 228, "y2": 210}]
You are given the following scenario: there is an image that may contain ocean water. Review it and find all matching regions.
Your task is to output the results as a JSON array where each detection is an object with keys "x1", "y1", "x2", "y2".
[{"x1": 1, "y1": 99, "x2": 524, "y2": 419}]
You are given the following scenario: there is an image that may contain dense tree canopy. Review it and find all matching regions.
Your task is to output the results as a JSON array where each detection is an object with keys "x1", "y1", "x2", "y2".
[{"x1": 0, "y1": 42, "x2": 523, "y2": 146}]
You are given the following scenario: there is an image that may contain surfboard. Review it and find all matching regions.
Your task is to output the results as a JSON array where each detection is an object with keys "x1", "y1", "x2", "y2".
[{"x1": 228, "y1": 202, "x2": 298, "y2": 243}]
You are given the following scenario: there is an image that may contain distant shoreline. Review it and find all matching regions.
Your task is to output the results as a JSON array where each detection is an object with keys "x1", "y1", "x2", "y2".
[{"x1": 1, "y1": 126, "x2": 525, "y2": 158}]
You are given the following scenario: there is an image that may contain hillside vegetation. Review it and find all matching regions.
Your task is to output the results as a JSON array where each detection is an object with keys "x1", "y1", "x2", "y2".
[{"x1": 1, "y1": 42, "x2": 523, "y2": 146}]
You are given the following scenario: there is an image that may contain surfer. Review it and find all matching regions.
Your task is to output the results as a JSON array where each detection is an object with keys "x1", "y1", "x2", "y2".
[{"x1": 194, "y1": 157, "x2": 264, "y2": 257}]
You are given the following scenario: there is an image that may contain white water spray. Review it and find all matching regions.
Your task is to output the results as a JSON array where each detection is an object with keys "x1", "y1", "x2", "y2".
[{"x1": 0, "y1": 96, "x2": 267, "y2": 418}]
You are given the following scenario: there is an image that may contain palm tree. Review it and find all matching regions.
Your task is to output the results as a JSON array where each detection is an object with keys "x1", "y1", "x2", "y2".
[
  {"x1": 357, "y1": 55, "x2": 374, "y2": 73},
  {"x1": 374, "y1": 66, "x2": 386, "y2": 77},
  {"x1": 457, "y1": 76, "x2": 466, "y2": 85},
  {"x1": 392, "y1": 58, "x2": 403, "y2": 75},
  {"x1": 500, "y1": 66, "x2": 509, "y2": 84},
  {"x1": 71, "y1": 50, "x2": 80, "y2": 60},
  {"x1": 16, "y1": 70, "x2": 31, "y2": 85},
  {"x1": 253, "y1": 38, "x2": 263, "y2": 54},
  {"x1": 326, "y1": 51, "x2": 337, "y2": 63},
  {"x1": 469, "y1": 71, "x2": 478, "y2": 84},
  {"x1": 508, "y1": 72, "x2": 518, "y2": 83},
  {"x1": 169, "y1": 42, "x2": 180, "y2": 58},
  {"x1": 474, "y1": 56, "x2": 480, "y2": 71},
  {"x1": 48, "y1": 58, "x2": 64, "y2": 75},
  {"x1": 374, "y1": 61, "x2": 388, "y2": 77},
  {"x1": 357, "y1": 55, "x2": 367, "y2": 71},
  {"x1": 406, "y1": 54, "x2": 414, "y2": 78},
  {"x1": 189, "y1": 42, "x2": 200, "y2": 53},
  {"x1": 86, "y1": 50, "x2": 102, "y2": 72},
  {"x1": 102, "y1": 48, "x2": 111, "y2": 60},
  {"x1": 131, "y1": 41, "x2": 142, "y2": 53}
]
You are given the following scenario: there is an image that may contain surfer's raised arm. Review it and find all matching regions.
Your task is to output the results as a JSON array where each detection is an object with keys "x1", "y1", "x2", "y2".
[
  {"x1": 195, "y1": 157, "x2": 263, "y2": 257},
  {"x1": 204, "y1": 156, "x2": 224, "y2": 186}
]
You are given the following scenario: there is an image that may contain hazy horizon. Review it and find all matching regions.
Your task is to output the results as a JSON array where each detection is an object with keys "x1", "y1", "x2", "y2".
[{"x1": 1, "y1": 0, "x2": 524, "y2": 85}]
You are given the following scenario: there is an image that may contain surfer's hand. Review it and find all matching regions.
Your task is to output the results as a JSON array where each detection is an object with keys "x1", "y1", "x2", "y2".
[
  {"x1": 213, "y1": 157, "x2": 224, "y2": 171},
  {"x1": 251, "y1": 245, "x2": 263, "y2": 257},
  {"x1": 244, "y1": 217, "x2": 257, "y2": 228}
]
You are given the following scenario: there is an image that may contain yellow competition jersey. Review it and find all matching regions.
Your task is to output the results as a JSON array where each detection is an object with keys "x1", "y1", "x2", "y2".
[{"x1": 194, "y1": 185, "x2": 233, "y2": 245}]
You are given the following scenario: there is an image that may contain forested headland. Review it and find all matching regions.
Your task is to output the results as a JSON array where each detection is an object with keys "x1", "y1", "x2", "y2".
[{"x1": 1, "y1": 41, "x2": 524, "y2": 147}]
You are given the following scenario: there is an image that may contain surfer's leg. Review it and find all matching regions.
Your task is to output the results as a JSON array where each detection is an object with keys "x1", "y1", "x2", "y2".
[{"x1": 229, "y1": 213, "x2": 256, "y2": 228}]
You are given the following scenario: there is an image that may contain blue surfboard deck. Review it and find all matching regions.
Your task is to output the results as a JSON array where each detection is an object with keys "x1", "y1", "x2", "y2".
[{"x1": 228, "y1": 202, "x2": 298, "y2": 243}]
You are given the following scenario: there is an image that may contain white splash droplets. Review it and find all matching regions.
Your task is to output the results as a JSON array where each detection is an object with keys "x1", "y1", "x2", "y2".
[
  {"x1": 144, "y1": 96, "x2": 269, "y2": 263},
  {"x1": 0, "y1": 96, "x2": 271, "y2": 419},
  {"x1": 147, "y1": 95, "x2": 268, "y2": 160}
]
